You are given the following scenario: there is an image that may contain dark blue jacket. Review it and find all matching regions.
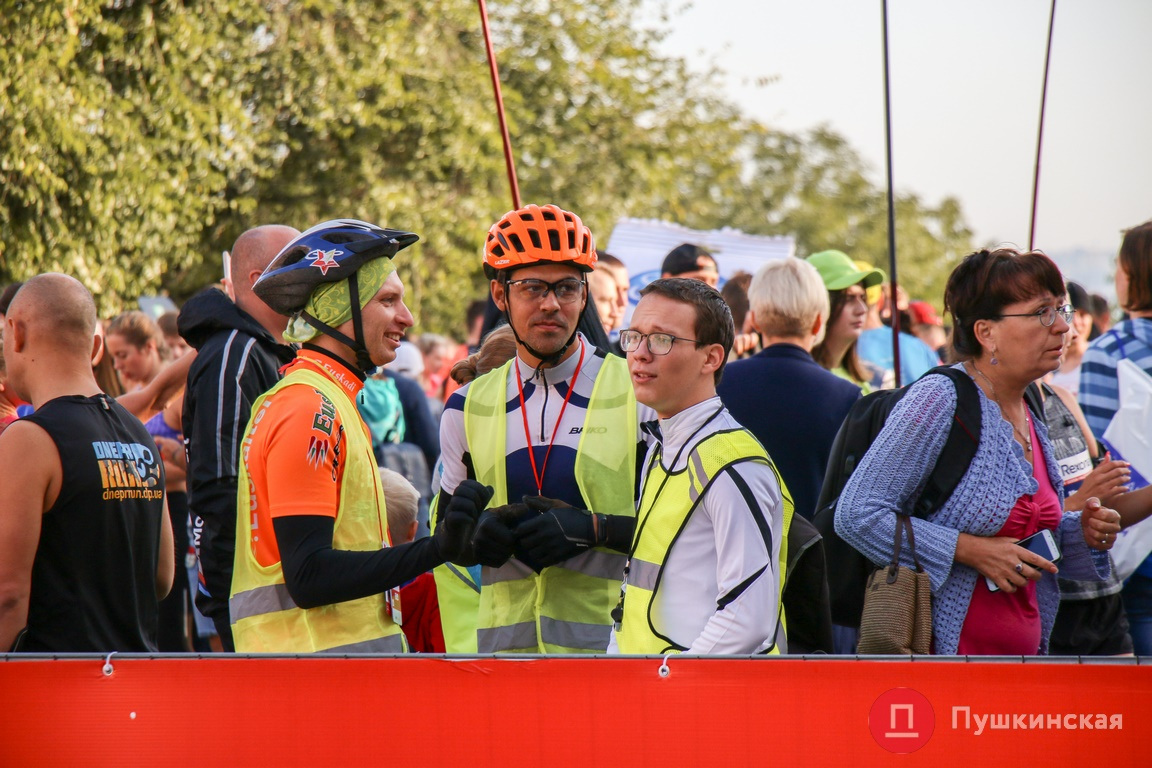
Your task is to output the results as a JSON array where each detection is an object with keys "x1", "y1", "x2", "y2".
[
  {"x1": 718, "y1": 344, "x2": 860, "y2": 520},
  {"x1": 178, "y1": 288, "x2": 295, "y2": 625}
]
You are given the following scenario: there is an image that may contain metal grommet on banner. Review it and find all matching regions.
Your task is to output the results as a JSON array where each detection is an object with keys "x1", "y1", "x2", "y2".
[
  {"x1": 658, "y1": 653, "x2": 673, "y2": 678},
  {"x1": 102, "y1": 652, "x2": 117, "y2": 676}
]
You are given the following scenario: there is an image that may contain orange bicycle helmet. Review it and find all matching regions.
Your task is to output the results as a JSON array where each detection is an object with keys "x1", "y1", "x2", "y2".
[{"x1": 483, "y1": 204, "x2": 597, "y2": 278}]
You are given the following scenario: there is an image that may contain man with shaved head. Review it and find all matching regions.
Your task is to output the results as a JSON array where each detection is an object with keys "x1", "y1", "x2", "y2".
[
  {"x1": 178, "y1": 224, "x2": 299, "y2": 649},
  {"x1": 0, "y1": 274, "x2": 175, "y2": 652}
]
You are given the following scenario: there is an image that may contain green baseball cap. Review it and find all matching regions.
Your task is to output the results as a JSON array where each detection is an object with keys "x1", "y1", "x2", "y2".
[{"x1": 806, "y1": 250, "x2": 886, "y2": 291}]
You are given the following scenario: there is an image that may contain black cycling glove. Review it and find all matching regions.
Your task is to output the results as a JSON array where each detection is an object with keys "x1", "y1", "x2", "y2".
[{"x1": 434, "y1": 480, "x2": 493, "y2": 564}]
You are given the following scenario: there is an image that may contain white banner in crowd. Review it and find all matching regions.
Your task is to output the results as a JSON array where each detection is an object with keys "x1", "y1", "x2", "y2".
[
  {"x1": 603, "y1": 218, "x2": 794, "y2": 315},
  {"x1": 137, "y1": 295, "x2": 178, "y2": 320},
  {"x1": 1102, "y1": 359, "x2": 1152, "y2": 580}
]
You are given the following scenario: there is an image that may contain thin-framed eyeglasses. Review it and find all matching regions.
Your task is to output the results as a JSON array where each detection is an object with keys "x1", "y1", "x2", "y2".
[
  {"x1": 619, "y1": 329, "x2": 702, "y2": 356},
  {"x1": 990, "y1": 304, "x2": 1074, "y2": 327},
  {"x1": 506, "y1": 278, "x2": 586, "y2": 304}
]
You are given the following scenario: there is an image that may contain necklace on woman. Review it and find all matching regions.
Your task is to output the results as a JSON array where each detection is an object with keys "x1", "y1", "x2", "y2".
[{"x1": 966, "y1": 361, "x2": 1033, "y2": 457}]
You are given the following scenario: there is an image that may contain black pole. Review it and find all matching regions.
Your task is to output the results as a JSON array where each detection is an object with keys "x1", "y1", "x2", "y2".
[
  {"x1": 881, "y1": 0, "x2": 902, "y2": 387},
  {"x1": 1028, "y1": 0, "x2": 1058, "y2": 251}
]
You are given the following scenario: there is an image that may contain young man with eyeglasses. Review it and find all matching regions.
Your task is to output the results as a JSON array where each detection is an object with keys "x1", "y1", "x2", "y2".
[
  {"x1": 434, "y1": 204, "x2": 654, "y2": 653},
  {"x1": 611, "y1": 278, "x2": 792, "y2": 655}
]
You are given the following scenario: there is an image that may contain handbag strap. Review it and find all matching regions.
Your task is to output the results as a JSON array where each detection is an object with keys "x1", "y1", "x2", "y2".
[{"x1": 887, "y1": 514, "x2": 924, "y2": 583}]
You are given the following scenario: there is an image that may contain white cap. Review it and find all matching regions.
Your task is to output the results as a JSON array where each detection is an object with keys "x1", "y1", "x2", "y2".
[{"x1": 386, "y1": 341, "x2": 424, "y2": 379}]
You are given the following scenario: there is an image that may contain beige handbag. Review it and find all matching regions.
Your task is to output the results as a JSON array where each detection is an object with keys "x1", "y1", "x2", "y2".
[{"x1": 857, "y1": 514, "x2": 933, "y2": 655}]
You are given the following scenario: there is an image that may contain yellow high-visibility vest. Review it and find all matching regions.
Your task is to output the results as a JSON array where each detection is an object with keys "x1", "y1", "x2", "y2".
[
  {"x1": 429, "y1": 493, "x2": 482, "y2": 654},
  {"x1": 230, "y1": 366, "x2": 404, "y2": 653},
  {"x1": 616, "y1": 428, "x2": 792, "y2": 655},
  {"x1": 464, "y1": 354, "x2": 636, "y2": 653}
]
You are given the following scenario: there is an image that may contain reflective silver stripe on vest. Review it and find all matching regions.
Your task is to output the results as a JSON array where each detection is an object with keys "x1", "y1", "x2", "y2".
[
  {"x1": 591, "y1": 389, "x2": 633, "y2": 409},
  {"x1": 230, "y1": 582, "x2": 297, "y2": 620},
  {"x1": 561, "y1": 549, "x2": 627, "y2": 581},
  {"x1": 482, "y1": 551, "x2": 626, "y2": 585},
  {"x1": 540, "y1": 616, "x2": 611, "y2": 652},
  {"x1": 772, "y1": 617, "x2": 787, "y2": 655},
  {"x1": 627, "y1": 557, "x2": 660, "y2": 591},
  {"x1": 321, "y1": 635, "x2": 406, "y2": 654},
  {"x1": 477, "y1": 621, "x2": 538, "y2": 653},
  {"x1": 483, "y1": 559, "x2": 535, "y2": 585},
  {"x1": 688, "y1": 449, "x2": 709, "y2": 502}
]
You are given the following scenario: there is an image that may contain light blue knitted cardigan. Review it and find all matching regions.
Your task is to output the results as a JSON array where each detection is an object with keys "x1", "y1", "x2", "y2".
[{"x1": 834, "y1": 366, "x2": 1111, "y2": 655}]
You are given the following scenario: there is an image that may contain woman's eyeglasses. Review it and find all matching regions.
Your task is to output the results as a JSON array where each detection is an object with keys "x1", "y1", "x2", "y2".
[{"x1": 991, "y1": 304, "x2": 1074, "y2": 327}]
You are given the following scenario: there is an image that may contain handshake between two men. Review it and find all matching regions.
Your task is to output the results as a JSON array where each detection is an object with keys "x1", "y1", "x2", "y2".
[{"x1": 432, "y1": 480, "x2": 634, "y2": 571}]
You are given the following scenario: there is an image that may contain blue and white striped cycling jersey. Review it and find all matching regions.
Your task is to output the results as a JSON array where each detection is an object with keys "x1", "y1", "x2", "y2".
[
  {"x1": 437, "y1": 335, "x2": 655, "y2": 511},
  {"x1": 1079, "y1": 319, "x2": 1152, "y2": 438}
]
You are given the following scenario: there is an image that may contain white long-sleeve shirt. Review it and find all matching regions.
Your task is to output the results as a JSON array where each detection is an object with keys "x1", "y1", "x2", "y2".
[{"x1": 611, "y1": 397, "x2": 785, "y2": 655}]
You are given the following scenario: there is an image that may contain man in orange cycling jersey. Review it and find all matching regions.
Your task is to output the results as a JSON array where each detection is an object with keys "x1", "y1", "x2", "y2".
[{"x1": 228, "y1": 220, "x2": 489, "y2": 653}]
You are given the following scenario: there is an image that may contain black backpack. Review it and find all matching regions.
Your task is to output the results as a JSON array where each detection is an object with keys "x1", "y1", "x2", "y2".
[
  {"x1": 781, "y1": 513, "x2": 834, "y2": 654},
  {"x1": 811, "y1": 366, "x2": 982, "y2": 628}
]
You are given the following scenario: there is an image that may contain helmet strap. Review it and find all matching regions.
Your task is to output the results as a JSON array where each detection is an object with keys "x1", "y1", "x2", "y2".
[
  {"x1": 298, "y1": 275, "x2": 375, "y2": 374},
  {"x1": 346, "y1": 276, "x2": 375, "y2": 373}
]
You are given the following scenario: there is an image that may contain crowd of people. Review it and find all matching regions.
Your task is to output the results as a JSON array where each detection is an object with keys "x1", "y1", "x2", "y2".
[{"x1": 1, "y1": 206, "x2": 1149, "y2": 659}]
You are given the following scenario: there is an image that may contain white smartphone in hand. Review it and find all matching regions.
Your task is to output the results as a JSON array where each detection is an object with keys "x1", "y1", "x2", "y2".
[{"x1": 986, "y1": 529, "x2": 1061, "y2": 592}]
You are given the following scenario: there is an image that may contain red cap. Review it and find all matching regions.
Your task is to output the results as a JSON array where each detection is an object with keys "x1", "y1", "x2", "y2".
[{"x1": 908, "y1": 300, "x2": 943, "y2": 326}]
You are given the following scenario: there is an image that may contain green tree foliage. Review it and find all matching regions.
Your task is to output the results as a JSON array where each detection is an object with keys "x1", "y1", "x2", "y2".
[
  {"x1": 0, "y1": 0, "x2": 269, "y2": 314},
  {"x1": 1, "y1": 0, "x2": 971, "y2": 329},
  {"x1": 726, "y1": 125, "x2": 973, "y2": 306},
  {"x1": 188, "y1": 0, "x2": 512, "y2": 331}
]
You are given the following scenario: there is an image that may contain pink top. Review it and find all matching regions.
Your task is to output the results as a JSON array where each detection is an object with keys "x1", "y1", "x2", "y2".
[{"x1": 957, "y1": 412, "x2": 1063, "y2": 655}]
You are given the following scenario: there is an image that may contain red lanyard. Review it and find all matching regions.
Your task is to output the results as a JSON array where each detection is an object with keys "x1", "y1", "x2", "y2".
[{"x1": 514, "y1": 340, "x2": 585, "y2": 495}]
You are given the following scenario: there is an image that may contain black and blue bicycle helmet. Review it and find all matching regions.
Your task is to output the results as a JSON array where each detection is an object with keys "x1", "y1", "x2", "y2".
[
  {"x1": 254, "y1": 219, "x2": 419, "y2": 371},
  {"x1": 255, "y1": 219, "x2": 418, "y2": 315}
]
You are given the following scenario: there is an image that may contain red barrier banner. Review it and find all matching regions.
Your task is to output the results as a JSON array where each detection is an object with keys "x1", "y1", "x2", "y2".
[{"x1": 1, "y1": 656, "x2": 1148, "y2": 767}]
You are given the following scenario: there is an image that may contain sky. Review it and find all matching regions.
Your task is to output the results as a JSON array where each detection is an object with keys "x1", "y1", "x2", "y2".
[{"x1": 642, "y1": 0, "x2": 1152, "y2": 295}]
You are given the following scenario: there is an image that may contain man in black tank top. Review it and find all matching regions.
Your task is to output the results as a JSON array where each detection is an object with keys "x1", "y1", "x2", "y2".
[{"x1": 0, "y1": 274, "x2": 174, "y2": 652}]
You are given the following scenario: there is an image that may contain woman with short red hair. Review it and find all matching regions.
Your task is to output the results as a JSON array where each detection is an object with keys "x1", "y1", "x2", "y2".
[{"x1": 837, "y1": 248, "x2": 1119, "y2": 655}]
